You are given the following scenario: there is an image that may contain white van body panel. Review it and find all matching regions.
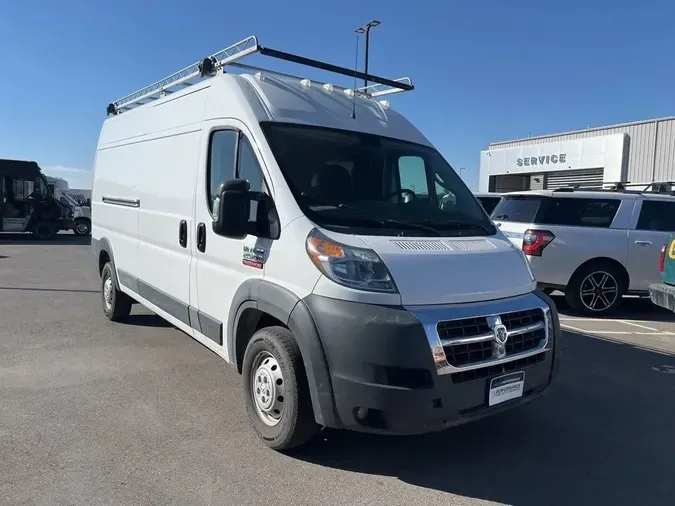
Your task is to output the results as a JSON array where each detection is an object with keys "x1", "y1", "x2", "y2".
[
  {"x1": 359, "y1": 234, "x2": 535, "y2": 305},
  {"x1": 91, "y1": 137, "x2": 141, "y2": 277},
  {"x1": 93, "y1": 69, "x2": 540, "y2": 361},
  {"x1": 242, "y1": 74, "x2": 432, "y2": 146}
]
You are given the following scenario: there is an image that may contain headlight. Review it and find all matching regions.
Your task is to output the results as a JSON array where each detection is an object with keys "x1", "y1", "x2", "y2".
[{"x1": 305, "y1": 228, "x2": 397, "y2": 293}]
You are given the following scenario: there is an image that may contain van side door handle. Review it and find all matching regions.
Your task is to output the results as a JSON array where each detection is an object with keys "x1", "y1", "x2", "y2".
[
  {"x1": 178, "y1": 220, "x2": 187, "y2": 248},
  {"x1": 635, "y1": 240, "x2": 652, "y2": 246},
  {"x1": 196, "y1": 222, "x2": 206, "y2": 253}
]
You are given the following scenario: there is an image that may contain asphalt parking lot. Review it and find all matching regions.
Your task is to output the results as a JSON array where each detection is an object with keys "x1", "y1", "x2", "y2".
[{"x1": 1, "y1": 234, "x2": 675, "y2": 506}]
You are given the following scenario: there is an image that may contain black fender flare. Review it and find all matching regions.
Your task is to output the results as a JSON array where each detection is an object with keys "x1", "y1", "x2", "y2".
[
  {"x1": 227, "y1": 279, "x2": 340, "y2": 428},
  {"x1": 92, "y1": 237, "x2": 120, "y2": 287}
]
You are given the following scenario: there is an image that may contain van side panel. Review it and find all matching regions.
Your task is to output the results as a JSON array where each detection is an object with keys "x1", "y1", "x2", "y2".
[
  {"x1": 92, "y1": 86, "x2": 208, "y2": 311},
  {"x1": 135, "y1": 126, "x2": 202, "y2": 320},
  {"x1": 92, "y1": 144, "x2": 141, "y2": 277}
]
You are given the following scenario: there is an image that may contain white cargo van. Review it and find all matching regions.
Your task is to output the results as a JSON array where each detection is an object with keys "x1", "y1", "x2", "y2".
[{"x1": 92, "y1": 36, "x2": 560, "y2": 450}]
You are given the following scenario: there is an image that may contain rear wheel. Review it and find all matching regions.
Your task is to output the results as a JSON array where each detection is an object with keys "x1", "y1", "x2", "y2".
[
  {"x1": 565, "y1": 262, "x2": 625, "y2": 315},
  {"x1": 33, "y1": 222, "x2": 56, "y2": 239},
  {"x1": 101, "y1": 262, "x2": 132, "y2": 321},
  {"x1": 74, "y1": 218, "x2": 91, "y2": 236},
  {"x1": 242, "y1": 326, "x2": 318, "y2": 451}
]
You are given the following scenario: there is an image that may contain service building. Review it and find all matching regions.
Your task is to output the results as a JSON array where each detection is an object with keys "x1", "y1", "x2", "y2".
[{"x1": 479, "y1": 116, "x2": 675, "y2": 192}]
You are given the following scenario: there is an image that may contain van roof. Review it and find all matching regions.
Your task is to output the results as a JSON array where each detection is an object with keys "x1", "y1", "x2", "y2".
[
  {"x1": 100, "y1": 36, "x2": 430, "y2": 147},
  {"x1": 100, "y1": 72, "x2": 432, "y2": 148},
  {"x1": 0, "y1": 159, "x2": 41, "y2": 178}
]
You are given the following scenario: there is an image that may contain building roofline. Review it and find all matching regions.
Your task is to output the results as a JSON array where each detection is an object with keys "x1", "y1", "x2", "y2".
[{"x1": 488, "y1": 114, "x2": 675, "y2": 147}]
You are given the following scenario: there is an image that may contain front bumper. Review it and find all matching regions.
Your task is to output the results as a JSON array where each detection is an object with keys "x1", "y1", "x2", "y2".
[
  {"x1": 649, "y1": 283, "x2": 675, "y2": 313},
  {"x1": 304, "y1": 290, "x2": 560, "y2": 435}
]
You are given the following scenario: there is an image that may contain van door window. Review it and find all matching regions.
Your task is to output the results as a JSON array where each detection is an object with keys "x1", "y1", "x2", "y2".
[
  {"x1": 11, "y1": 179, "x2": 35, "y2": 201},
  {"x1": 208, "y1": 130, "x2": 238, "y2": 211},
  {"x1": 236, "y1": 136, "x2": 266, "y2": 221}
]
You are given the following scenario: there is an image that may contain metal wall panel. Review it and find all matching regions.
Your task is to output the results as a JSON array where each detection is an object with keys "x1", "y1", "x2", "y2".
[
  {"x1": 544, "y1": 168, "x2": 604, "y2": 189},
  {"x1": 529, "y1": 173, "x2": 544, "y2": 190},
  {"x1": 488, "y1": 118, "x2": 675, "y2": 184},
  {"x1": 653, "y1": 119, "x2": 675, "y2": 182}
]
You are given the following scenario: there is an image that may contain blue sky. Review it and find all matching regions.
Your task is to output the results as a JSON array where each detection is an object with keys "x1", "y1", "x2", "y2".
[{"x1": 2, "y1": 0, "x2": 675, "y2": 190}]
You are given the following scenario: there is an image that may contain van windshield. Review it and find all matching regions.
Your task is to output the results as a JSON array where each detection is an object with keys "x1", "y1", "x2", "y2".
[{"x1": 261, "y1": 122, "x2": 495, "y2": 237}]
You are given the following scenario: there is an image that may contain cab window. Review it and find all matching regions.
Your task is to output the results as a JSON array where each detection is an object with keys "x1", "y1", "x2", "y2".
[{"x1": 207, "y1": 130, "x2": 267, "y2": 219}]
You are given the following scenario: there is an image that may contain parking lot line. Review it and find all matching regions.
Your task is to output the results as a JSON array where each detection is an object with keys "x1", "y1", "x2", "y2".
[
  {"x1": 560, "y1": 316, "x2": 672, "y2": 325},
  {"x1": 617, "y1": 320, "x2": 660, "y2": 332},
  {"x1": 561, "y1": 323, "x2": 675, "y2": 336}
]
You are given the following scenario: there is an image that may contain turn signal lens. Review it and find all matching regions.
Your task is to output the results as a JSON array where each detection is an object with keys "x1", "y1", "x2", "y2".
[{"x1": 305, "y1": 229, "x2": 398, "y2": 293}]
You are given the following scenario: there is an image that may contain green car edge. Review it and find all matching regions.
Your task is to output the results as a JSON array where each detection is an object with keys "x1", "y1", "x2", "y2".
[{"x1": 649, "y1": 232, "x2": 675, "y2": 313}]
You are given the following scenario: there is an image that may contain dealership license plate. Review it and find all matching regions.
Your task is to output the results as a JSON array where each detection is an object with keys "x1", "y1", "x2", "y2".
[{"x1": 488, "y1": 371, "x2": 525, "y2": 406}]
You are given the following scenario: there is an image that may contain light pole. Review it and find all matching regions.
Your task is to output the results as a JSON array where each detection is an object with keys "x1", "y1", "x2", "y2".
[{"x1": 355, "y1": 20, "x2": 381, "y2": 88}]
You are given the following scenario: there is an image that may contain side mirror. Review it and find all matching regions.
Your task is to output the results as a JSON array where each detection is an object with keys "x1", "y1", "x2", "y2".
[{"x1": 212, "y1": 179, "x2": 251, "y2": 239}]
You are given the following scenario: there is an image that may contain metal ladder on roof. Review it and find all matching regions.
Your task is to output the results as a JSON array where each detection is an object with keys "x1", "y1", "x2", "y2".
[{"x1": 107, "y1": 35, "x2": 414, "y2": 116}]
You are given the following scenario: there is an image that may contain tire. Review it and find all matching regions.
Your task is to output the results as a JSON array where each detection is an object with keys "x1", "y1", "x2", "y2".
[
  {"x1": 565, "y1": 262, "x2": 625, "y2": 316},
  {"x1": 101, "y1": 262, "x2": 132, "y2": 322},
  {"x1": 74, "y1": 218, "x2": 91, "y2": 236},
  {"x1": 33, "y1": 222, "x2": 56, "y2": 239},
  {"x1": 242, "y1": 326, "x2": 319, "y2": 451}
]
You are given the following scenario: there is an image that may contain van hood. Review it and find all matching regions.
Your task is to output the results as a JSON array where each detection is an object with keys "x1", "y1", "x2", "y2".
[{"x1": 359, "y1": 234, "x2": 536, "y2": 306}]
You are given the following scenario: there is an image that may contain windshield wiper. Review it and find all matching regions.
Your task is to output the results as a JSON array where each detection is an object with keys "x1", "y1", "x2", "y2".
[
  {"x1": 299, "y1": 193, "x2": 441, "y2": 236},
  {"x1": 419, "y1": 219, "x2": 491, "y2": 235}
]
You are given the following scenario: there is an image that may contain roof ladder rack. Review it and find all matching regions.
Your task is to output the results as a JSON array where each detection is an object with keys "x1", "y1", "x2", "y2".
[{"x1": 106, "y1": 35, "x2": 414, "y2": 115}]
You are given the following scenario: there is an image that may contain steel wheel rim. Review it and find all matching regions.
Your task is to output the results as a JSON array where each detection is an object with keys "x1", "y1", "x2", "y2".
[
  {"x1": 580, "y1": 271, "x2": 618, "y2": 312},
  {"x1": 251, "y1": 351, "x2": 286, "y2": 427},
  {"x1": 103, "y1": 276, "x2": 113, "y2": 310},
  {"x1": 76, "y1": 222, "x2": 89, "y2": 234}
]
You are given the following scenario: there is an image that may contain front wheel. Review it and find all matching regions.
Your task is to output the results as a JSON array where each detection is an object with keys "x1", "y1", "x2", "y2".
[
  {"x1": 242, "y1": 326, "x2": 318, "y2": 451},
  {"x1": 565, "y1": 263, "x2": 625, "y2": 316},
  {"x1": 74, "y1": 218, "x2": 91, "y2": 236}
]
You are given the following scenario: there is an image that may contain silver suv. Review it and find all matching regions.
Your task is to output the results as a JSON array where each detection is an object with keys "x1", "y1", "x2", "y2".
[{"x1": 491, "y1": 186, "x2": 675, "y2": 315}]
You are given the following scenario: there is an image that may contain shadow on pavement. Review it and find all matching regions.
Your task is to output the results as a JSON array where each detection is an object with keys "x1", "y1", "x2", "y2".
[
  {"x1": 0, "y1": 233, "x2": 91, "y2": 246},
  {"x1": 551, "y1": 293, "x2": 675, "y2": 322},
  {"x1": 122, "y1": 313, "x2": 173, "y2": 328},
  {"x1": 291, "y1": 330, "x2": 675, "y2": 506}
]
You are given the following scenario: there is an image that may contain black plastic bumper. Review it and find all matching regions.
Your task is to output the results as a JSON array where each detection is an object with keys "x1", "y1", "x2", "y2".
[
  {"x1": 650, "y1": 283, "x2": 675, "y2": 313},
  {"x1": 302, "y1": 291, "x2": 559, "y2": 435}
]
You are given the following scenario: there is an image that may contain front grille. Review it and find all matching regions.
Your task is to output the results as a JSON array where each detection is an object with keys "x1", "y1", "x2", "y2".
[
  {"x1": 451, "y1": 353, "x2": 546, "y2": 384},
  {"x1": 444, "y1": 340, "x2": 493, "y2": 367},
  {"x1": 436, "y1": 308, "x2": 546, "y2": 369},
  {"x1": 437, "y1": 317, "x2": 489, "y2": 340},
  {"x1": 501, "y1": 309, "x2": 542, "y2": 330}
]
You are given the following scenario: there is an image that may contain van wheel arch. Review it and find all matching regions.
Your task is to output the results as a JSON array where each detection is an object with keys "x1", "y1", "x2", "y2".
[
  {"x1": 96, "y1": 238, "x2": 119, "y2": 286},
  {"x1": 228, "y1": 280, "x2": 339, "y2": 428}
]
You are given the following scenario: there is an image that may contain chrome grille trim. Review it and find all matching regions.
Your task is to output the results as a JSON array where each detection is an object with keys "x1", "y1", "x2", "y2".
[{"x1": 406, "y1": 292, "x2": 552, "y2": 376}]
